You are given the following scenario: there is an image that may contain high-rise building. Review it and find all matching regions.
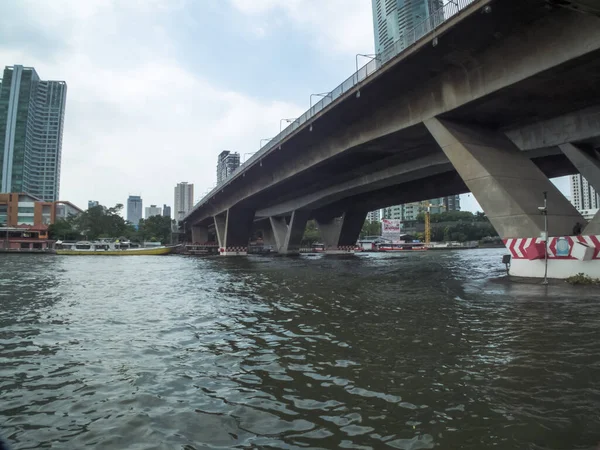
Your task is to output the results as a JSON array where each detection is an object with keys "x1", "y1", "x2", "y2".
[
  {"x1": 0, "y1": 65, "x2": 67, "y2": 201},
  {"x1": 162, "y1": 204, "x2": 171, "y2": 218},
  {"x1": 127, "y1": 195, "x2": 143, "y2": 225},
  {"x1": 174, "y1": 182, "x2": 194, "y2": 221},
  {"x1": 366, "y1": 210, "x2": 381, "y2": 222},
  {"x1": 88, "y1": 200, "x2": 99, "y2": 209},
  {"x1": 216, "y1": 151, "x2": 240, "y2": 185},
  {"x1": 570, "y1": 174, "x2": 599, "y2": 211},
  {"x1": 443, "y1": 195, "x2": 461, "y2": 211},
  {"x1": 371, "y1": 0, "x2": 444, "y2": 55},
  {"x1": 145, "y1": 204, "x2": 161, "y2": 219}
]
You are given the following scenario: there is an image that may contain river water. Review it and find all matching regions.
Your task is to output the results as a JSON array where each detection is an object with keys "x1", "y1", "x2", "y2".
[{"x1": 1, "y1": 249, "x2": 599, "y2": 449}]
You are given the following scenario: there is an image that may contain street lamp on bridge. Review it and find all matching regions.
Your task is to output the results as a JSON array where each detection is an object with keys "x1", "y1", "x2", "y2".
[
  {"x1": 259, "y1": 138, "x2": 272, "y2": 149},
  {"x1": 243, "y1": 152, "x2": 256, "y2": 162},
  {"x1": 355, "y1": 53, "x2": 379, "y2": 98},
  {"x1": 310, "y1": 92, "x2": 332, "y2": 109},
  {"x1": 280, "y1": 118, "x2": 297, "y2": 133}
]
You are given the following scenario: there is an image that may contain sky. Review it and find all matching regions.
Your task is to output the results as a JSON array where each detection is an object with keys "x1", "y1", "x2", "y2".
[{"x1": 0, "y1": 0, "x2": 569, "y2": 214}]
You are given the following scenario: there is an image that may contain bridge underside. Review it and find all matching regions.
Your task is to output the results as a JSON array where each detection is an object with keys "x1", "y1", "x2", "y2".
[{"x1": 183, "y1": 0, "x2": 600, "y2": 266}]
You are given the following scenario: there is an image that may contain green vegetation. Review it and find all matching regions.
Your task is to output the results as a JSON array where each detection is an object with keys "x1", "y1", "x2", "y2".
[
  {"x1": 137, "y1": 215, "x2": 174, "y2": 244},
  {"x1": 48, "y1": 203, "x2": 175, "y2": 243},
  {"x1": 566, "y1": 273, "x2": 600, "y2": 285},
  {"x1": 360, "y1": 220, "x2": 381, "y2": 238},
  {"x1": 301, "y1": 220, "x2": 320, "y2": 246}
]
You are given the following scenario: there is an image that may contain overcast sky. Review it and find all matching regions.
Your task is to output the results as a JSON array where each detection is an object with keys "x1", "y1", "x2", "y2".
[{"x1": 1, "y1": 0, "x2": 568, "y2": 214}]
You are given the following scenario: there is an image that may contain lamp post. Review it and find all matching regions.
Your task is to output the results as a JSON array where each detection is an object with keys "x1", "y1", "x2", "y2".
[
  {"x1": 310, "y1": 92, "x2": 332, "y2": 109},
  {"x1": 259, "y1": 138, "x2": 271, "y2": 149},
  {"x1": 355, "y1": 53, "x2": 379, "y2": 98},
  {"x1": 539, "y1": 191, "x2": 549, "y2": 285},
  {"x1": 243, "y1": 152, "x2": 256, "y2": 162},
  {"x1": 280, "y1": 118, "x2": 296, "y2": 133}
]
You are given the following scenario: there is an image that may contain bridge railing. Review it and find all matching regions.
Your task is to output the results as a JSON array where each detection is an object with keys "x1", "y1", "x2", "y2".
[{"x1": 186, "y1": 0, "x2": 479, "y2": 220}]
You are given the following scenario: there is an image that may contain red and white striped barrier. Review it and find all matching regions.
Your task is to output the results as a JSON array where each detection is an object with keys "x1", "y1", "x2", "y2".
[{"x1": 503, "y1": 235, "x2": 600, "y2": 260}]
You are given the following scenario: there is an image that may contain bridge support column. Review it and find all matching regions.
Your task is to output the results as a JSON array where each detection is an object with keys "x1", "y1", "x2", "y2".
[
  {"x1": 425, "y1": 118, "x2": 583, "y2": 238},
  {"x1": 269, "y1": 210, "x2": 310, "y2": 255},
  {"x1": 560, "y1": 143, "x2": 600, "y2": 235},
  {"x1": 191, "y1": 224, "x2": 208, "y2": 244},
  {"x1": 214, "y1": 208, "x2": 255, "y2": 256},
  {"x1": 316, "y1": 210, "x2": 366, "y2": 253},
  {"x1": 425, "y1": 118, "x2": 596, "y2": 280}
]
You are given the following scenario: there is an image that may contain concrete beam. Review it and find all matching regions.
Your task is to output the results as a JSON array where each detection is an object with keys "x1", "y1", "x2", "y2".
[
  {"x1": 317, "y1": 210, "x2": 367, "y2": 250},
  {"x1": 506, "y1": 105, "x2": 600, "y2": 151},
  {"x1": 255, "y1": 152, "x2": 452, "y2": 218},
  {"x1": 560, "y1": 143, "x2": 600, "y2": 189},
  {"x1": 222, "y1": 207, "x2": 255, "y2": 252},
  {"x1": 560, "y1": 143, "x2": 600, "y2": 234},
  {"x1": 269, "y1": 210, "x2": 310, "y2": 255},
  {"x1": 191, "y1": 224, "x2": 208, "y2": 243},
  {"x1": 425, "y1": 118, "x2": 583, "y2": 239},
  {"x1": 214, "y1": 213, "x2": 226, "y2": 248}
]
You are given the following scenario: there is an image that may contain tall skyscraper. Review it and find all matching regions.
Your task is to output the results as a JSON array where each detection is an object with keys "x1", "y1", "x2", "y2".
[
  {"x1": 216, "y1": 151, "x2": 240, "y2": 185},
  {"x1": 127, "y1": 195, "x2": 143, "y2": 225},
  {"x1": 570, "y1": 174, "x2": 599, "y2": 211},
  {"x1": 88, "y1": 200, "x2": 99, "y2": 209},
  {"x1": 162, "y1": 204, "x2": 171, "y2": 218},
  {"x1": 0, "y1": 65, "x2": 67, "y2": 201},
  {"x1": 145, "y1": 204, "x2": 161, "y2": 219},
  {"x1": 174, "y1": 182, "x2": 194, "y2": 221},
  {"x1": 371, "y1": 0, "x2": 444, "y2": 55}
]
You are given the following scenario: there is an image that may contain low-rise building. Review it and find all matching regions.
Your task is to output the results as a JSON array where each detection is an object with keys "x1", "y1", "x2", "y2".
[{"x1": 0, "y1": 193, "x2": 83, "y2": 227}]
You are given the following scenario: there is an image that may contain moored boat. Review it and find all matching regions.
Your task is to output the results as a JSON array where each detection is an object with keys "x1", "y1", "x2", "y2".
[
  {"x1": 376, "y1": 242, "x2": 428, "y2": 252},
  {"x1": 55, "y1": 240, "x2": 177, "y2": 255}
]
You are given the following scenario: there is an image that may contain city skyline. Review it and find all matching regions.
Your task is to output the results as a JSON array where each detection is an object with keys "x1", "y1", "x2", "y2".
[{"x1": 0, "y1": 1, "x2": 569, "y2": 214}]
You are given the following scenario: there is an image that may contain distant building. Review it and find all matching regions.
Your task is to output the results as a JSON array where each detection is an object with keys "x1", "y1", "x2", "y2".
[
  {"x1": 366, "y1": 210, "x2": 381, "y2": 222},
  {"x1": 371, "y1": 0, "x2": 444, "y2": 55},
  {"x1": 127, "y1": 195, "x2": 143, "y2": 225},
  {"x1": 0, "y1": 65, "x2": 67, "y2": 201},
  {"x1": 382, "y1": 205, "x2": 402, "y2": 220},
  {"x1": 382, "y1": 196, "x2": 459, "y2": 222},
  {"x1": 88, "y1": 200, "x2": 99, "y2": 209},
  {"x1": 444, "y1": 195, "x2": 461, "y2": 211},
  {"x1": 0, "y1": 192, "x2": 82, "y2": 226},
  {"x1": 217, "y1": 151, "x2": 240, "y2": 185},
  {"x1": 162, "y1": 204, "x2": 171, "y2": 218},
  {"x1": 570, "y1": 174, "x2": 599, "y2": 211},
  {"x1": 145, "y1": 204, "x2": 161, "y2": 219},
  {"x1": 174, "y1": 182, "x2": 194, "y2": 221}
]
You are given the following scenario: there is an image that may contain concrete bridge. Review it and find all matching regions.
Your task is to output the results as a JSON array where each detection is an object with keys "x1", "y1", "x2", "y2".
[{"x1": 183, "y1": 0, "x2": 600, "y2": 278}]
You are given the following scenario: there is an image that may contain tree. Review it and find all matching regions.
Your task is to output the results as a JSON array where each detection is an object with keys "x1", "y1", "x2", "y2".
[
  {"x1": 301, "y1": 220, "x2": 321, "y2": 246},
  {"x1": 48, "y1": 217, "x2": 81, "y2": 240},
  {"x1": 137, "y1": 215, "x2": 174, "y2": 244},
  {"x1": 49, "y1": 203, "x2": 137, "y2": 241},
  {"x1": 360, "y1": 220, "x2": 381, "y2": 238}
]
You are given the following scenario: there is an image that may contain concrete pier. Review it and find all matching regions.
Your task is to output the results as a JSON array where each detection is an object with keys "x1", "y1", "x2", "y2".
[{"x1": 424, "y1": 118, "x2": 583, "y2": 239}]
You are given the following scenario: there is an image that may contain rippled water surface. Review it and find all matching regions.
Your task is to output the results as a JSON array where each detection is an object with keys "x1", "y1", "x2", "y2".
[{"x1": 1, "y1": 250, "x2": 600, "y2": 449}]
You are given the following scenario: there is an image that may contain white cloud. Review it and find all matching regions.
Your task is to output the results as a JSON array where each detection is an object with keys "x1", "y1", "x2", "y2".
[
  {"x1": 230, "y1": 0, "x2": 375, "y2": 55},
  {"x1": 0, "y1": 0, "x2": 304, "y2": 210}
]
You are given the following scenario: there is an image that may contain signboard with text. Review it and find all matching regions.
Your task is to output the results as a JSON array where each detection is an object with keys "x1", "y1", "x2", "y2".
[{"x1": 382, "y1": 219, "x2": 403, "y2": 240}]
